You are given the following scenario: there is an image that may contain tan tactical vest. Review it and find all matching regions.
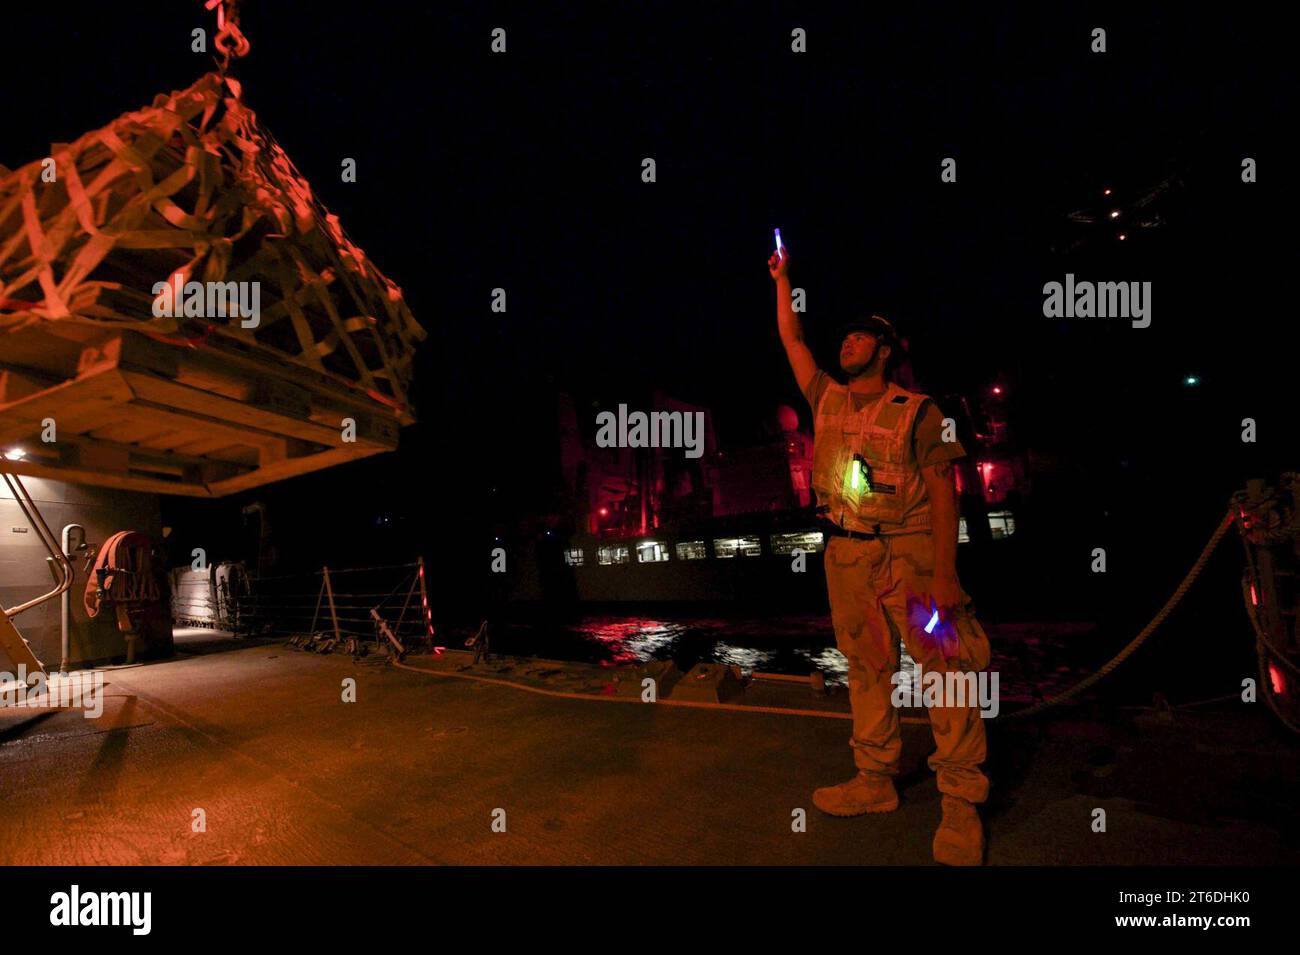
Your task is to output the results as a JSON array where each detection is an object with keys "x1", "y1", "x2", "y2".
[{"x1": 811, "y1": 380, "x2": 932, "y2": 535}]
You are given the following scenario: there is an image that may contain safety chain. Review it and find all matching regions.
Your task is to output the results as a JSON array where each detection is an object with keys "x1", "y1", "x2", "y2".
[{"x1": 205, "y1": 0, "x2": 251, "y2": 73}]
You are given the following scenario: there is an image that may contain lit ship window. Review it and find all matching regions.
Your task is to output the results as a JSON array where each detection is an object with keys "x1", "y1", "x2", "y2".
[
  {"x1": 714, "y1": 536, "x2": 761, "y2": 558},
  {"x1": 770, "y1": 530, "x2": 824, "y2": 555},
  {"x1": 597, "y1": 545, "x2": 630, "y2": 565},
  {"x1": 564, "y1": 548, "x2": 585, "y2": 566},
  {"x1": 636, "y1": 541, "x2": 670, "y2": 563},
  {"x1": 956, "y1": 512, "x2": 1016, "y2": 543},
  {"x1": 676, "y1": 541, "x2": 708, "y2": 560}
]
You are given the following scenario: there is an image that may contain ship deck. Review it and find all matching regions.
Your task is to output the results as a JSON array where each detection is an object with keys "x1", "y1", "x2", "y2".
[{"x1": 1, "y1": 640, "x2": 1295, "y2": 865}]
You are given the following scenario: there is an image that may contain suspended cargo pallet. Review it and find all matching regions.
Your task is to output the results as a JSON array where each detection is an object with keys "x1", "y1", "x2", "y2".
[{"x1": 0, "y1": 71, "x2": 423, "y2": 496}]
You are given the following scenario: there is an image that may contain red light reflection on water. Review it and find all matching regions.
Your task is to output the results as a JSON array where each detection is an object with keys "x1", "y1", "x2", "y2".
[{"x1": 573, "y1": 618, "x2": 683, "y2": 665}]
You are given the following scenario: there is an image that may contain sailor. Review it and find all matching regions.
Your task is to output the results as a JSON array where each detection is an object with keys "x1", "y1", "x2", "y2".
[{"x1": 768, "y1": 244, "x2": 991, "y2": 866}]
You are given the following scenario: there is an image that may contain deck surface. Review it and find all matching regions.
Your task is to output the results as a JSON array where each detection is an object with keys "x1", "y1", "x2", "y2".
[{"x1": 1, "y1": 639, "x2": 1296, "y2": 866}]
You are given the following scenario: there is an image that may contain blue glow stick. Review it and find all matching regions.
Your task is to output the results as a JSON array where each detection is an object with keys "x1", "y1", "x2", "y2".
[
  {"x1": 775, "y1": 228, "x2": 784, "y2": 254},
  {"x1": 925, "y1": 605, "x2": 940, "y2": 634}
]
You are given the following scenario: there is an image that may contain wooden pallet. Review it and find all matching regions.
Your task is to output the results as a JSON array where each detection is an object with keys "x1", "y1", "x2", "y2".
[{"x1": 0, "y1": 324, "x2": 409, "y2": 497}]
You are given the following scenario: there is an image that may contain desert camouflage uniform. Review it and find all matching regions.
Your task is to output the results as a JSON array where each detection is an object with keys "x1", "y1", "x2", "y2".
[
  {"x1": 806, "y1": 369, "x2": 990, "y2": 804},
  {"x1": 824, "y1": 532, "x2": 990, "y2": 803}
]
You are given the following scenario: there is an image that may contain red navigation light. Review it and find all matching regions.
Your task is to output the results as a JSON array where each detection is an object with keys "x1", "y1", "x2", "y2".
[
  {"x1": 991, "y1": 386, "x2": 1002, "y2": 396},
  {"x1": 599, "y1": 507, "x2": 609, "y2": 517},
  {"x1": 1103, "y1": 188, "x2": 1112, "y2": 196},
  {"x1": 1269, "y1": 662, "x2": 1286, "y2": 696}
]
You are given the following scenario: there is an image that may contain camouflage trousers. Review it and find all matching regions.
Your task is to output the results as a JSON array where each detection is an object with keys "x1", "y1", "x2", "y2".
[{"x1": 824, "y1": 533, "x2": 991, "y2": 804}]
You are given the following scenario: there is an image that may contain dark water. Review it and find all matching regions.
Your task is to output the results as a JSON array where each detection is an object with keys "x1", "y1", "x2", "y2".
[{"x1": 474, "y1": 613, "x2": 1098, "y2": 703}]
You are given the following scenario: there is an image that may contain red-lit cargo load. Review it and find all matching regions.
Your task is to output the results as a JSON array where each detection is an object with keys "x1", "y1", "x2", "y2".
[{"x1": 0, "y1": 72, "x2": 424, "y2": 496}]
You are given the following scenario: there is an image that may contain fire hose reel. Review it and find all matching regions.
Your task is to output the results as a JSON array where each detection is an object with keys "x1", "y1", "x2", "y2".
[{"x1": 84, "y1": 531, "x2": 163, "y2": 662}]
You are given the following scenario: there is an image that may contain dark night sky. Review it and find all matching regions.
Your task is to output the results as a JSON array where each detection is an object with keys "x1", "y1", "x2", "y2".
[{"x1": 2, "y1": 4, "x2": 1294, "y2": 612}]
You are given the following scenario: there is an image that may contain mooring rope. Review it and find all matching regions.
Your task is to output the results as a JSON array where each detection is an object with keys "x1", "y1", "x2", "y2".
[
  {"x1": 261, "y1": 505, "x2": 1291, "y2": 730},
  {"x1": 389, "y1": 656, "x2": 935, "y2": 723},
  {"x1": 1000, "y1": 507, "x2": 1238, "y2": 719}
]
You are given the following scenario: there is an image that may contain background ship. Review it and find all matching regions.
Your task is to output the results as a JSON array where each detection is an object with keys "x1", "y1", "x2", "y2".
[{"x1": 506, "y1": 366, "x2": 1028, "y2": 609}]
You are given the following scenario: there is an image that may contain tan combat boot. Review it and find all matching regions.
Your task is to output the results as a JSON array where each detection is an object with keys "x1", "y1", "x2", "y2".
[
  {"x1": 932, "y1": 795, "x2": 985, "y2": 866},
  {"x1": 812, "y1": 773, "x2": 899, "y2": 816}
]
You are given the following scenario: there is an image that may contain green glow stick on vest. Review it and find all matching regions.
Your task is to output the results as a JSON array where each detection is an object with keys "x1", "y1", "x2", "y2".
[{"x1": 849, "y1": 454, "x2": 871, "y2": 493}]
